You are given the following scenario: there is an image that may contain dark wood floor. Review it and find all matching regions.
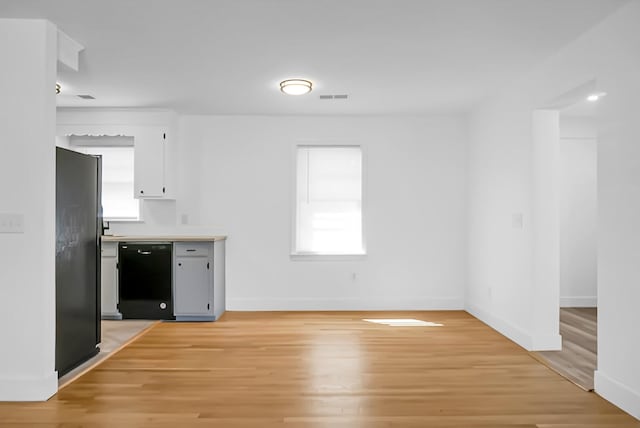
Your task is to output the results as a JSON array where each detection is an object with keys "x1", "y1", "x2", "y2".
[
  {"x1": 0, "y1": 311, "x2": 636, "y2": 427},
  {"x1": 533, "y1": 308, "x2": 597, "y2": 390}
]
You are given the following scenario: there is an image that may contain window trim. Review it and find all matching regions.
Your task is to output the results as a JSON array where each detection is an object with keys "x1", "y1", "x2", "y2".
[
  {"x1": 290, "y1": 141, "x2": 367, "y2": 259},
  {"x1": 77, "y1": 145, "x2": 142, "y2": 222},
  {"x1": 104, "y1": 215, "x2": 144, "y2": 224}
]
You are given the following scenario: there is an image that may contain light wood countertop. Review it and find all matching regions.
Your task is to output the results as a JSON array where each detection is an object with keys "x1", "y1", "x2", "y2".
[{"x1": 101, "y1": 235, "x2": 226, "y2": 242}]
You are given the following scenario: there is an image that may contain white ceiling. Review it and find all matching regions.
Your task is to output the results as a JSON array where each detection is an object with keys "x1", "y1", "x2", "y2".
[
  {"x1": 562, "y1": 99, "x2": 599, "y2": 117},
  {"x1": 0, "y1": 0, "x2": 628, "y2": 115}
]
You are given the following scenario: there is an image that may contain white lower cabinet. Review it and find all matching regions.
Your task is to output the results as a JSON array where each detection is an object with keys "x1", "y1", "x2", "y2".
[
  {"x1": 173, "y1": 242, "x2": 223, "y2": 321},
  {"x1": 174, "y1": 243, "x2": 212, "y2": 318},
  {"x1": 100, "y1": 242, "x2": 122, "y2": 319}
]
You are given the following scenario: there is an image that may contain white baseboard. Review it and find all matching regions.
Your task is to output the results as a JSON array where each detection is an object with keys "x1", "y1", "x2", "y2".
[
  {"x1": 465, "y1": 304, "x2": 561, "y2": 351},
  {"x1": 531, "y1": 333, "x2": 562, "y2": 351},
  {"x1": 465, "y1": 303, "x2": 533, "y2": 350},
  {"x1": 595, "y1": 370, "x2": 640, "y2": 420},
  {"x1": 227, "y1": 297, "x2": 464, "y2": 311},
  {"x1": 560, "y1": 296, "x2": 597, "y2": 307},
  {"x1": 0, "y1": 372, "x2": 57, "y2": 401}
]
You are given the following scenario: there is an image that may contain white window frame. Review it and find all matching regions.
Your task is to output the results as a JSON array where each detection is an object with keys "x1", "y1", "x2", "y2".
[{"x1": 290, "y1": 141, "x2": 367, "y2": 260}]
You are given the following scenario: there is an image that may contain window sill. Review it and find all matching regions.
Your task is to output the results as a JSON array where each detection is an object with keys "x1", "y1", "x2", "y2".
[
  {"x1": 104, "y1": 219, "x2": 143, "y2": 223},
  {"x1": 290, "y1": 253, "x2": 367, "y2": 261}
]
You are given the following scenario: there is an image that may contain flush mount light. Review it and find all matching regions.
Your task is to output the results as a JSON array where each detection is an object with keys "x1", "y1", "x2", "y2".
[
  {"x1": 587, "y1": 92, "x2": 607, "y2": 102},
  {"x1": 280, "y1": 79, "x2": 312, "y2": 95},
  {"x1": 56, "y1": 83, "x2": 61, "y2": 94}
]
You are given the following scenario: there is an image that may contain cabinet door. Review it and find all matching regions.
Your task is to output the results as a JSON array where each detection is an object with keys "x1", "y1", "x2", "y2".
[
  {"x1": 100, "y1": 243, "x2": 119, "y2": 317},
  {"x1": 175, "y1": 257, "x2": 211, "y2": 315},
  {"x1": 134, "y1": 128, "x2": 166, "y2": 198}
]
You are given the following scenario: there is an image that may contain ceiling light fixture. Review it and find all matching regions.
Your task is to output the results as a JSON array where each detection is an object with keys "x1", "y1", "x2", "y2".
[
  {"x1": 587, "y1": 92, "x2": 607, "y2": 102},
  {"x1": 280, "y1": 79, "x2": 312, "y2": 95},
  {"x1": 56, "y1": 83, "x2": 61, "y2": 94}
]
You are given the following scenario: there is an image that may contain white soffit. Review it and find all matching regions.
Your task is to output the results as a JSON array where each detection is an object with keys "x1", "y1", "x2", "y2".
[{"x1": 57, "y1": 29, "x2": 83, "y2": 71}]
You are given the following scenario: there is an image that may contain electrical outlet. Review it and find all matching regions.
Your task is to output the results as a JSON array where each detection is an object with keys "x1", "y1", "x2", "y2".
[{"x1": 0, "y1": 213, "x2": 24, "y2": 233}]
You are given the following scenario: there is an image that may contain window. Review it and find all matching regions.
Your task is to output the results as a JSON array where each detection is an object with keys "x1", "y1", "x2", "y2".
[
  {"x1": 294, "y1": 145, "x2": 364, "y2": 255},
  {"x1": 70, "y1": 136, "x2": 140, "y2": 221}
]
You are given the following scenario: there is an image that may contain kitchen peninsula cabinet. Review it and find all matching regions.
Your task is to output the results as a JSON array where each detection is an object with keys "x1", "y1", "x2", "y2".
[{"x1": 100, "y1": 236, "x2": 226, "y2": 321}]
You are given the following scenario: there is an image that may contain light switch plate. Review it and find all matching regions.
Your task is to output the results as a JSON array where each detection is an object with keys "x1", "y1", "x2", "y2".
[{"x1": 0, "y1": 213, "x2": 24, "y2": 233}]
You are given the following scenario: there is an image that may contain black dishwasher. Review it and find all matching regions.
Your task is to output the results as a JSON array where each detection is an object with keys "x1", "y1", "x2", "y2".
[{"x1": 118, "y1": 242, "x2": 174, "y2": 320}]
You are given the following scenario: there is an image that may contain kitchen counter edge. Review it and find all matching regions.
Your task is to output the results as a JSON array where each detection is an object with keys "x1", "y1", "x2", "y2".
[{"x1": 101, "y1": 235, "x2": 227, "y2": 242}]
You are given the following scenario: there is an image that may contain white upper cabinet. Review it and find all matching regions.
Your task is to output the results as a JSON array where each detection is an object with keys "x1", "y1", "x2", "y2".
[
  {"x1": 56, "y1": 109, "x2": 176, "y2": 200},
  {"x1": 134, "y1": 127, "x2": 167, "y2": 198}
]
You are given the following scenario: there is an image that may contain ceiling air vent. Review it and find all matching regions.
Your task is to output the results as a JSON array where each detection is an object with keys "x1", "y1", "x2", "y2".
[
  {"x1": 319, "y1": 94, "x2": 349, "y2": 100},
  {"x1": 77, "y1": 94, "x2": 95, "y2": 99}
]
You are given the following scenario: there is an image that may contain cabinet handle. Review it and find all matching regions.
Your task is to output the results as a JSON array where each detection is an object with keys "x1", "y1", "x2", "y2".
[
  {"x1": 178, "y1": 262, "x2": 182, "y2": 267},
  {"x1": 186, "y1": 249, "x2": 196, "y2": 252},
  {"x1": 140, "y1": 190, "x2": 144, "y2": 194}
]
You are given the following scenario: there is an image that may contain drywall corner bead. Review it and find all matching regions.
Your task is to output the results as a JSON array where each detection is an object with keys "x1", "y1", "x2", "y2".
[{"x1": 57, "y1": 29, "x2": 84, "y2": 71}]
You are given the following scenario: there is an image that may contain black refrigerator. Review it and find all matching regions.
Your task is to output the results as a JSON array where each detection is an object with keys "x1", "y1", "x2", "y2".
[{"x1": 55, "y1": 147, "x2": 102, "y2": 377}]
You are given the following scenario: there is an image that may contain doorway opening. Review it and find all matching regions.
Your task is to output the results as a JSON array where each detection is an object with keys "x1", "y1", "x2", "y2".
[{"x1": 533, "y1": 93, "x2": 599, "y2": 391}]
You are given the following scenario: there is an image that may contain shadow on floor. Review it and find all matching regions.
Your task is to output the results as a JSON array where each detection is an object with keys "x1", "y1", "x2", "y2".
[{"x1": 532, "y1": 307, "x2": 597, "y2": 391}]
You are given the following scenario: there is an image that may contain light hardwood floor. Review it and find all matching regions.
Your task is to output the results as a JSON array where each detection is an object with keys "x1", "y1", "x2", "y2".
[
  {"x1": 0, "y1": 311, "x2": 637, "y2": 427},
  {"x1": 58, "y1": 320, "x2": 157, "y2": 387},
  {"x1": 533, "y1": 308, "x2": 597, "y2": 391}
]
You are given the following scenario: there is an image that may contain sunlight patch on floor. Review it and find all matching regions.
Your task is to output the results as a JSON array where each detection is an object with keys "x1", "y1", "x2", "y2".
[{"x1": 362, "y1": 318, "x2": 444, "y2": 327}]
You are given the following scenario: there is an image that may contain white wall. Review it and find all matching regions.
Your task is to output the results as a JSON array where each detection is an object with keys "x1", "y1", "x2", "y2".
[
  {"x1": 0, "y1": 19, "x2": 58, "y2": 400},
  {"x1": 531, "y1": 110, "x2": 562, "y2": 350},
  {"x1": 178, "y1": 115, "x2": 467, "y2": 310},
  {"x1": 467, "y1": 1, "x2": 640, "y2": 418},
  {"x1": 559, "y1": 116, "x2": 597, "y2": 307},
  {"x1": 466, "y1": 100, "x2": 536, "y2": 348}
]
